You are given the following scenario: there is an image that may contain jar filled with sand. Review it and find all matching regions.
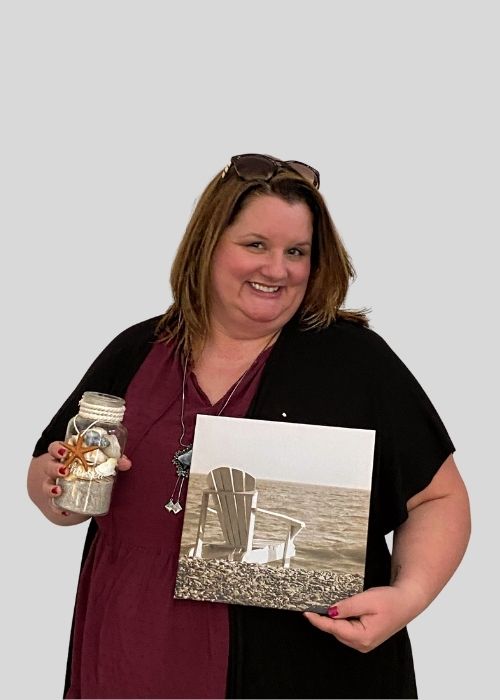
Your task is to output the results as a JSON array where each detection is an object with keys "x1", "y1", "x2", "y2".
[{"x1": 54, "y1": 392, "x2": 127, "y2": 516}]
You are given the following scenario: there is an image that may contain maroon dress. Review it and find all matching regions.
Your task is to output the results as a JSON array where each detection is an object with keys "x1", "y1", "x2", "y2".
[{"x1": 66, "y1": 341, "x2": 271, "y2": 699}]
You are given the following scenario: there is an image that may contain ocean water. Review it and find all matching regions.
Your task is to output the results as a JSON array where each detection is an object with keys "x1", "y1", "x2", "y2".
[{"x1": 180, "y1": 474, "x2": 370, "y2": 575}]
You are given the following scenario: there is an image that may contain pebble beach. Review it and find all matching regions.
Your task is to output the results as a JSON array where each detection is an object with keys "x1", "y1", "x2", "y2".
[{"x1": 174, "y1": 555, "x2": 363, "y2": 612}]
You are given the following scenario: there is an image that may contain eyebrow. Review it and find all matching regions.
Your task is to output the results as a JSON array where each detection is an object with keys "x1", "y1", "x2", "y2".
[{"x1": 242, "y1": 232, "x2": 312, "y2": 247}]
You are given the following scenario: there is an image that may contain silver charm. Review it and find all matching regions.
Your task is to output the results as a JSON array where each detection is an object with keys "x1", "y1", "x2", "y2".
[
  {"x1": 172, "y1": 446, "x2": 193, "y2": 476},
  {"x1": 165, "y1": 445, "x2": 193, "y2": 514},
  {"x1": 164, "y1": 498, "x2": 183, "y2": 514}
]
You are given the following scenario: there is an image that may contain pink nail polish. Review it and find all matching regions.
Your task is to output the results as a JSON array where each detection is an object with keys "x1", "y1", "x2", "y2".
[{"x1": 327, "y1": 605, "x2": 339, "y2": 618}]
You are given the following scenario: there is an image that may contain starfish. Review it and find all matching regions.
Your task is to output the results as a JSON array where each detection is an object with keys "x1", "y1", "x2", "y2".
[{"x1": 62, "y1": 433, "x2": 98, "y2": 472}]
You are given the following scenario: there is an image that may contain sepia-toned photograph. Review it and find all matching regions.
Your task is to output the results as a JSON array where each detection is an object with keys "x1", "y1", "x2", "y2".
[{"x1": 175, "y1": 415, "x2": 375, "y2": 611}]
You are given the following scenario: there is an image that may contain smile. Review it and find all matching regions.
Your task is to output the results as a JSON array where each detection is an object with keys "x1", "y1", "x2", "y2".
[{"x1": 249, "y1": 282, "x2": 281, "y2": 293}]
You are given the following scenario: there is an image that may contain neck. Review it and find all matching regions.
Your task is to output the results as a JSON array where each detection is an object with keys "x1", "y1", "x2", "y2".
[{"x1": 195, "y1": 323, "x2": 281, "y2": 364}]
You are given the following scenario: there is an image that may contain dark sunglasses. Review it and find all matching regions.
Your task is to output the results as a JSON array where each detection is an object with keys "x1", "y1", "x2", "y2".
[{"x1": 221, "y1": 153, "x2": 320, "y2": 189}]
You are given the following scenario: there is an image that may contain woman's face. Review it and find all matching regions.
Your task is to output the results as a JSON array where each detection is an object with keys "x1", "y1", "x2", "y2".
[{"x1": 209, "y1": 194, "x2": 313, "y2": 338}]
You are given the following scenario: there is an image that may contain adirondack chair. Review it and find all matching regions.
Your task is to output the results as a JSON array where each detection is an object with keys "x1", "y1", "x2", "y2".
[{"x1": 188, "y1": 466, "x2": 305, "y2": 568}]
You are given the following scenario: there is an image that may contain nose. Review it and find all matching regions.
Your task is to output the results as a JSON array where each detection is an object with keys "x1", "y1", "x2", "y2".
[{"x1": 260, "y1": 251, "x2": 288, "y2": 281}]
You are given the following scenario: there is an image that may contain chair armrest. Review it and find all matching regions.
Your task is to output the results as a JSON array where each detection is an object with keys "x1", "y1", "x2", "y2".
[
  {"x1": 203, "y1": 488, "x2": 257, "y2": 495},
  {"x1": 256, "y1": 508, "x2": 305, "y2": 528}
]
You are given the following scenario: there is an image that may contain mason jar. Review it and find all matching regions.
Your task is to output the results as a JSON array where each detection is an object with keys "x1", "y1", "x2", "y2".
[{"x1": 54, "y1": 391, "x2": 127, "y2": 516}]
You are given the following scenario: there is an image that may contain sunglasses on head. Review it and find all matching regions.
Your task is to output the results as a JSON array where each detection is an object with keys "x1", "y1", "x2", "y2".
[{"x1": 221, "y1": 153, "x2": 320, "y2": 189}]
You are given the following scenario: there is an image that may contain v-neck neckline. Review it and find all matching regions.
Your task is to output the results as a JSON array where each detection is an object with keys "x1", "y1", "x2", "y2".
[
  {"x1": 188, "y1": 344, "x2": 274, "y2": 409},
  {"x1": 188, "y1": 370, "x2": 226, "y2": 409}
]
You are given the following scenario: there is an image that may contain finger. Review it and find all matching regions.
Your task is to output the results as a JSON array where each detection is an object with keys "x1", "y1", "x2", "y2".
[
  {"x1": 52, "y1": 462, "x2": 70, "y2": 480},
  {"x1": 48, "y1": 497, "x2": 71, "y2": 518},
  {"x1": 42, "y1": 478, "x2": 69, "y2": 518},
  {"x1": 116, "y1": 455, "x2": 132, "y2": 471},
  {"x1": 329, "y1": 617, "x2": 367, "y2": 642},
  {"x1": 304, "y1": 612, "x2": 367, "y2": 646},
  {"x1": 45, "y1": 481, "x2": 63, "y2": 499},
  {"x1": 326, "y1": 590, "x2": 377, "y2": 620},
  {"x1": 48, "y1": 441, "x2": 68, "y2": 461},
  {"x1": 45, "y1": 482, "x2": 70, "y2": 517},
  {"x1": 44, "y1": 445, "x2": 70, "y2": 480},
  {"x1": 303, "y1": 612, "x2": 335, "y2": 634}
]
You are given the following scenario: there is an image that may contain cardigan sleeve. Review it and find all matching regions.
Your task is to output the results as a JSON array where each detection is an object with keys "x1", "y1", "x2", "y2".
[
  {"x1": 368, "y1": 332, "x2": 456, "y2": 534},
  {"x1": 32, "y1": 316, "x2": 161, "y2": 458}
]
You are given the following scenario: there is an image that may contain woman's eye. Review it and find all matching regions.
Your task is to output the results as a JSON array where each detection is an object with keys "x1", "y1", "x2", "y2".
[
  {"x1": 247, "y1": 241, "x2": 264, "y2": 249},
  {"x1": 288, "y1": 248, "x2": 304, "y2": 257}
]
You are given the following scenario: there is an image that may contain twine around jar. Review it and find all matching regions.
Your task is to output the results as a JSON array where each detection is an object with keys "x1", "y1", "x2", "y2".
[{"x1": 78, "y1": 398, "x2": 126, "y2": 423}]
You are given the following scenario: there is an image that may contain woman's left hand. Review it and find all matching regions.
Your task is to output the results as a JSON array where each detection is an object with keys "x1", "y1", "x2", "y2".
[
  {"x1": 305, "y1": 456, "x2": 471, "y2": 653},
  {"x1": 303, "y1": 585, "x2": 421, "y2": 653}
]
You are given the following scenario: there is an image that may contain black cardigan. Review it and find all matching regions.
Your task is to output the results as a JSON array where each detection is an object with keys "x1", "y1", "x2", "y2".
[{"x1": 34, "y1": 314, "x2": 454, "y2": 699}]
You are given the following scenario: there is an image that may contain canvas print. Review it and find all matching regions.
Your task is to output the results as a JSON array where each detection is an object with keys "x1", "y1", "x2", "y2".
[{"x1": 174, "y1": 415, "x2": 375, "y2": 612}]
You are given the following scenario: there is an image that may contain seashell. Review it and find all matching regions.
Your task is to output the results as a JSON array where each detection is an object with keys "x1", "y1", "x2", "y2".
[
  {"x1": 83, "y1": 428, "x2": 110, "y2": 449},
  {"x1": 95, "y1": 458, "x2": 117, "y2": 477},
  {"x1": 101, "y1": 434, "x2": 121, "y2": 459},
  {"x1": 84, "y1": 448, "x2": 107, "y2": 466}
]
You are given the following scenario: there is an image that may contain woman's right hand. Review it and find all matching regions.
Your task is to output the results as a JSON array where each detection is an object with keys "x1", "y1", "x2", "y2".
[
  {"x1": 27, "y1": 442, "x2": 132, "y2": 525},
  {"x1": 27, "y1": 442, "x2": 86, "y2": 525}
]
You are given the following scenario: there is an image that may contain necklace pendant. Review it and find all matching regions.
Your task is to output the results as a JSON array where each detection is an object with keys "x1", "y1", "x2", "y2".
[
  {"x1": 164, "y1": 499, "x2": 175, "y2": 512},
  {"x1": 172, "y1": 445, "x2": 193, "y2": 478},
  {"x1": 165, "y1": 446, "x2": 192, "y2": 515},
  {"x1": 164, "y1": 498, "x2": 183, "y2": 514}
]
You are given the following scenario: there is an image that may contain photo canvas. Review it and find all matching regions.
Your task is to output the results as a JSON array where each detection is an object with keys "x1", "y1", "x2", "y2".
[{"x1": 174, "y1": 415, "x2": 375, "y2": 612}]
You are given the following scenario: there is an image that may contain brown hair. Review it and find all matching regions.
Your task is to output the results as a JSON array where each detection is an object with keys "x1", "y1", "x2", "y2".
[{"x1": 156, "y1": 163, "x2": 369, "y2": 357}]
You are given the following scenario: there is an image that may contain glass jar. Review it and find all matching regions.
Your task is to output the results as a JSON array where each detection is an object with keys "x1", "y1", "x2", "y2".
[{"x1": 54, "y1": 391, "x2": 127, "y2": 516}]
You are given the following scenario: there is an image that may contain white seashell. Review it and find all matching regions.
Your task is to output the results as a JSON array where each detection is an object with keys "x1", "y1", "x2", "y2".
[
  {"x1": 101, "y1": 434, "x2": 121, "y2": 459},
  {"x1": 95, "y1": 458, "x2": 117, "y2": 477},
  {"x1": 84, "y1": 448, "x2": 107, "y2": 466}
]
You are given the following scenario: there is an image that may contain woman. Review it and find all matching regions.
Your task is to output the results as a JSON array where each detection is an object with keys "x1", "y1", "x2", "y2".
[{"x1": 28, "y1": 154, "x2": 470, "y2": 699}]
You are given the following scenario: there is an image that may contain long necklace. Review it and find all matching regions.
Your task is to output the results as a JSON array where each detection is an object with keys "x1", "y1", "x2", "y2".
[{"x1": 164, "y1": 332, "x2": 279, "y2": 514}]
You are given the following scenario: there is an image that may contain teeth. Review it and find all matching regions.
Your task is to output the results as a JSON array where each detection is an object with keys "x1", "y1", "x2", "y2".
[{"x1": 250, "y1": 282, "x2": 280, "y2": 293}]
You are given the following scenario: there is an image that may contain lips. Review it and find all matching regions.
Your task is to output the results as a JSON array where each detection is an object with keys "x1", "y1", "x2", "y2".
[{"x1": 249, "y1": 282, "x2": 281, "y2": 293}]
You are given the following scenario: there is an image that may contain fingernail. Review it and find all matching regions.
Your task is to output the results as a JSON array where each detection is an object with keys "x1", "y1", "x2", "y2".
[
  {"x1": 51, "y1": 486, "x2": 59, "y2": 495},
  {"x1": 327, "y1": 606, "x2": 339, "y2": 618},
  {"x1": 58, "y1": 447, "x2": 66, "y2": 457},
  {"x1": 61, "y1": 511, "x2": 69, "y2": 517},
  {"x1": 58, "y1": 466, "x2": 68, "y2": 476}
]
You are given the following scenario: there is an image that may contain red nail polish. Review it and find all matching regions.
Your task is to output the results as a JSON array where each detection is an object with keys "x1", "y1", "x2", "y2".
[
  {"x1": 327, "y1": 606, "x2": 339, "y2": 618},
  {"x1": 51, "y1": 486, "x2": 58, "y2": 495},
  {"x1": 58, "y1": 447, "x2": 66, "y2": 457},
  {"x1": 58, "y1": 466, "x2": 67, "y2": 476},
  {"x1": 61, "y1": 511, "x2": 69, "y2": 516}
]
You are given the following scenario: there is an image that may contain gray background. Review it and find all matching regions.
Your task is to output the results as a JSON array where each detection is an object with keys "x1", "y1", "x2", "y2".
[{"x1": 2, "y1": 1, "x2": 497, "y2": 698}]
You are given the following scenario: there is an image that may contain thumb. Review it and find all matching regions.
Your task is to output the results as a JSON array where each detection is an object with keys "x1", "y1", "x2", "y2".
[
  {"x1": 116, "y1": 454, "x2": 132, "y2": 471},
  {"x1": 327, "y1": 591, "x2": 372, "y2": 619}
]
